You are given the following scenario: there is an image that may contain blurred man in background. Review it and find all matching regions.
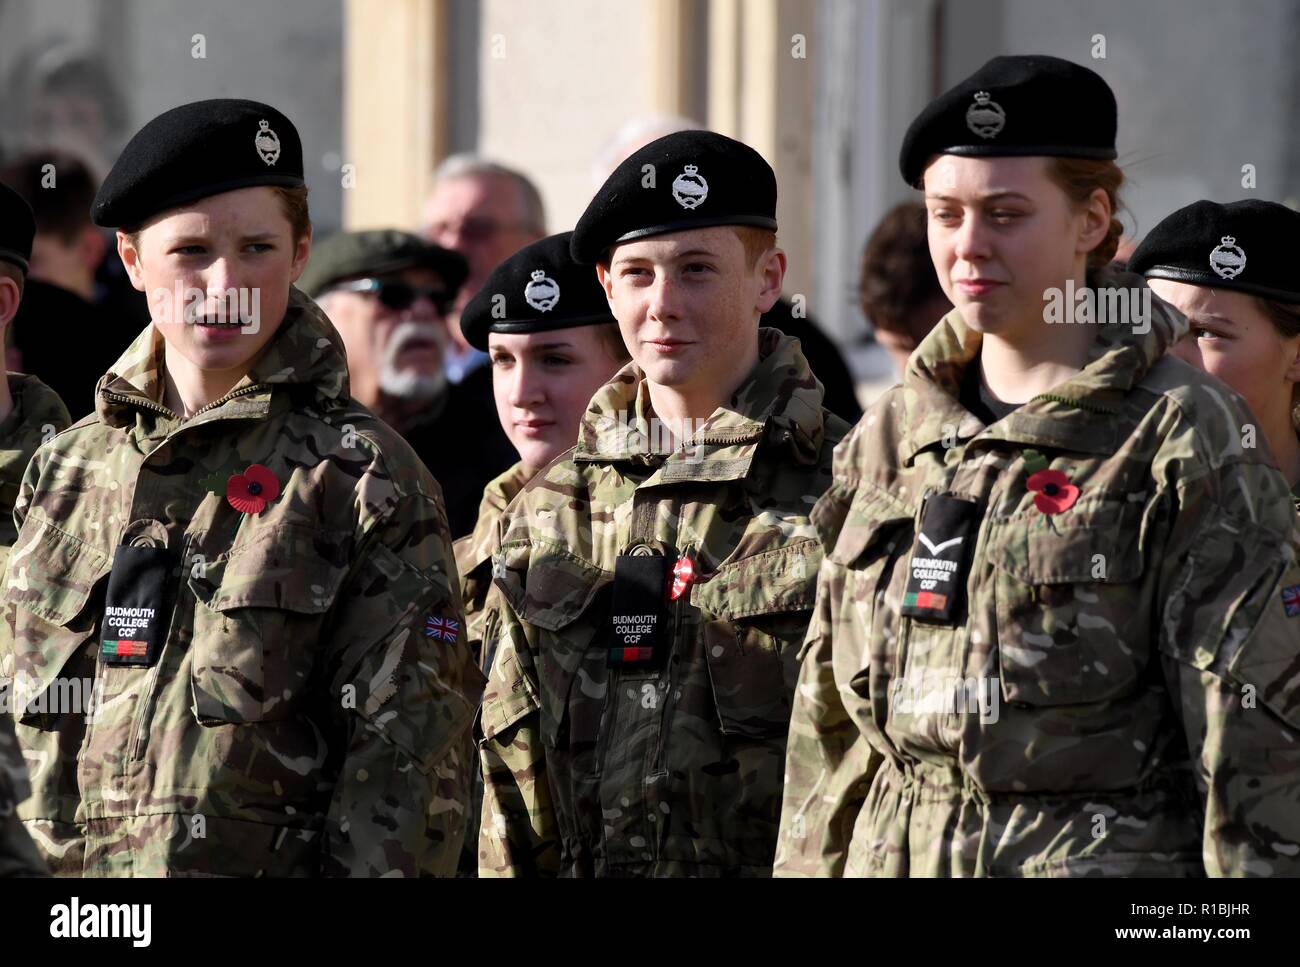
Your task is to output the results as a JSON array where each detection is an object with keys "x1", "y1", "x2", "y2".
[
  {"x1": 421, "y1": 156, "x2": 547, "y2": 385},
  {"x1": 857, "y1": 201, "x2": 951, "y2": 379},
  {"x1": 303, "y1": 229, "x2": 518, "y2": 537}
]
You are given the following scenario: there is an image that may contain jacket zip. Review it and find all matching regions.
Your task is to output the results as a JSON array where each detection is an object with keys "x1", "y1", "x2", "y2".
[
  {"x1": 589, "y1": 491, "x2": 656, "y2": 784},
  {"x1": 651, "y1": 542, "x2": 693, "y2": 775},
  {"x1": 895, "y1": 487, "x2": 934, "y2": 686},
  {"x1": 127, "y1": 531, "x2": 198, "y2": 761},
  {"x1": 101, "y1": 381, "x2": 269, "y2": 422},
  {"x1": 107, "y1": 387, "x2": 269, "y2": 762}
]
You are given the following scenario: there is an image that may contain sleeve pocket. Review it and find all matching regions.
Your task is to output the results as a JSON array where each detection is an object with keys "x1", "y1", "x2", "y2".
[{"x1": 4, "y1": 519, "x2": 108, "y2": 728}]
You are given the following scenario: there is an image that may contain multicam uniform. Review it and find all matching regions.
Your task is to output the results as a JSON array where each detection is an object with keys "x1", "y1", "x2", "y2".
[
  {"x1": 453, "y1": 459, "x2": 531, "y2": 874},
  {"x1": 0, "y1": 373, "x2": 69, "y2": 877},
  {"x1": 479, "y1": 329, "x2": 849, "y2": 876},
  {"x1": 455, "y1": 460, "x2": 533, "y2": 672},
  {"x1": 1, "y1": 291, "x2": 484, "y2": 876},
  {"x1": 776, "y1": 267, "x2": 1300, "y2": 877}
]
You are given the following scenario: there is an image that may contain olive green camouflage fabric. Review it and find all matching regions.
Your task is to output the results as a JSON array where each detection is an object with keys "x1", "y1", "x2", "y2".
[
  {"x1": 0, "y1": 288, "x2": 485, "y2": 876},
  {"x1": 775, "y1": 266, "x2": 1300, "y2": 877},
  {"x1": 453, "y1": 458, "x2": 531, "y2": 876},
  {"x1": 0, "y1": 373, "x2": 68, "y2": 877},
  {"x1": 0, "y1": 374, "x2": 71, "y2": 558},
  {"x1": 0, "y1": 709, "x2": 45, "y2": 876},
  {"x1": 455, "y1": 459, "x2": 533, "y2": 672},
  {"x1": 479, "y1": 327, "x2": 849, "y2": 876}
]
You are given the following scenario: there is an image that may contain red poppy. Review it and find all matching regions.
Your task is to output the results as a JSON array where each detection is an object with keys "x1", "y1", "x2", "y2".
[
  {"x1": 1026, "y1": 468, "x2": 1079, "y2": 515},
  {"x1": 226, "y1": 464, "x2": 281, "y2": 515},
  {"x1": 670, "y1": 555, "x2": 696, "y2": 601}
]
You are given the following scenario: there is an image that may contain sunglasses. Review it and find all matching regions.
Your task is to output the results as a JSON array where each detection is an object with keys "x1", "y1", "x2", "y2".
[{"x1": 332, "y1": 277, "x2": 454, "y2": 315}]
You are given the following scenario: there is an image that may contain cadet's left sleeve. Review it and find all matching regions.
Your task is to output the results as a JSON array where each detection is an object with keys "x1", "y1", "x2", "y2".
[
  {"x1": 1158, "y1": 466, "x2": 1300, "y2": 876},
  {"x1": 774, "y1": 551, "x2": 881, "y2": 878},
  {"x1": 318, "y1": 492, "x2": 486, "y2": 877},
  {"x1": 477, "y1": 595, "x2": 561, "y2": 877},
  {"x1": 0, "y1": 712, "x2": 47, "y2": 877}
]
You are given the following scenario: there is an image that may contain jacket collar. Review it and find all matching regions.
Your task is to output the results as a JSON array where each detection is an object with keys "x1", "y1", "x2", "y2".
[
  {"x1": 900, "y1": 265, "x2": 1186, "y2": 464},
  {"x1": 458, "y1": 460, "x2": 533, "y2": 577},
  {"x1": 94, "y1": 286, "x2": 350, "y2": 432},
  {"x1": 572, "y1": 326, "x2": 831, "y2": 484}
]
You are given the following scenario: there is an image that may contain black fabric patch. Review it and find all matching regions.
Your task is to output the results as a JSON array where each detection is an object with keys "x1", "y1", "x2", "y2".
[
  {"x1": 101, "y1": 544, "x2": 175, "y2": 667},
  {"x1": 608, "y1": 551, "x2": 668, "y2": 666},
  {"x1": 899, "y1": 494, "x2": 980, "y2": 626}
]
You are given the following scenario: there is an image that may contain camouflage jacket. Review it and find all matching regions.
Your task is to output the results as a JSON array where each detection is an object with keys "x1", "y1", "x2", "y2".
[
  {"x1": 0, "y1": 289, "x2": 484, "y2": 877},
  {"x1": 452, "y1": 458, "x2": 530, "y2": 876},
  {"x1": 479, "y1": 328, "x2": 850, "y2": 877},
  {"x1": 0, "y1": 374, "x2": 71, "y2": 557},
  {"x1": 454, "y1": 459, "x2": 532, "y2": 673},
  {"x1": 775, "y1": 266, "x2": 1300, "y2": 877},
  {"x1": 0, "y1": 373, "x2": 68, "y2": 877}
]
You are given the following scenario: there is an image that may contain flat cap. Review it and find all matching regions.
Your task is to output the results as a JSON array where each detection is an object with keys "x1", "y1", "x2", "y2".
[
  {"x1": 297, "y1": 229, "x2": 468, "y2": 298},
  {"x1": 462, "y1": 231, "x2": 617, "y2": 351},
  {"x1": 1130, "y1": 199, "x2": 1300, "y2": 303},
  {"x1": 92, "y1": 98, "x2": 304, "y2": 228},
  {"x1": 899, "y1": 54, "x2": 1117, "y2": 187},
  {"x1": 571, "y1": 129, "x2": 777, "y2": 264},
  {"x1": 0, "y1": 181, "x2": 35, "y2": 275}
]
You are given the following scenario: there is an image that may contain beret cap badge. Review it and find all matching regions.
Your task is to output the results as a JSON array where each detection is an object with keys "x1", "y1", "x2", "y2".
[
  {"x1": 966, "y1": 91, "x2": 1006, "y2": 139},
  {"x1": 1209, "y1": 235, "x2": 1247, "y2": 280},
  {"x1": 671, "y1": 163, "x2": 709, "y2": 210},
  {"x1": 255, "y1": 119, "x2": 281, "y2": 167},
  {"x1": 523, "y1": 269, "x2": 561, "y2": 312}
]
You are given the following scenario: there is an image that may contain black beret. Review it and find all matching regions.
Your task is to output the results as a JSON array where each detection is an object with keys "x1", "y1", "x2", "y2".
[
  {"x1": 571, "y1": 130, "x2": 777, "y2": 264},
  {"x1": 899, "y1": 54, "x2": 1117, "y2": 188},
  {"x1": 92, "y1": 98, "x2": 304, "y2": 228},
  {"x1": 1130, "y1": 199, "x2": 1300, "y2": 304},
  {"x1": 297, "y1": 229, "x2": 468, "y2": 298},
  {"x1": 0, "y1": 181, "x2": 35, "y2": 275},
  {"x1": 462, "y1": 231, "x2": 617, "y2": 351}
]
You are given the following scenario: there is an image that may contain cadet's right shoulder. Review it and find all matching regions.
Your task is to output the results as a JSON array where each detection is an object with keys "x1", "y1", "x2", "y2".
[
  {"x1": 830, "y1": 386, "x2": 908, "y2": 484},
  {"x1": 502, "y1": 449, "x2": 592, "y2": 541},
  {"x1": 499, "y1": 446, "x2": 631, "y2": 566},
  {"x1": 29, "y1": 412, "x2": 111, "y2": 459}
]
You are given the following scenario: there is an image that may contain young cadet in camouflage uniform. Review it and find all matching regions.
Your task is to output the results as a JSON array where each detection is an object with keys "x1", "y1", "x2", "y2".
[
  {"x1": 0, "y1": 181, "x2": 70, "y2": 877},
  {"x1": 453, "y1": 231, "x2": 629, "y2": 873},
  {"x1": 0, "y1": 100, "x2": 483, "y2": 877},
  {"x1": 478, "y1": 131, "x2": 850, "y2": 877},
  {"x1": 1129, "y1": 200, "x2": 1300, "y2": 515},
  {"x1": 456, "y1": 232, "x2": 630, "y2": 670},
  {"x1": 776, "y1": 56, "x2": 1300, "y2": 878}
]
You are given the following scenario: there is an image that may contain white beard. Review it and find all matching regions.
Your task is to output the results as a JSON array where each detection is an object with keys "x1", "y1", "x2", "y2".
[{"x1": 378, "y1": 321, "x2": 449, "y2": 401}]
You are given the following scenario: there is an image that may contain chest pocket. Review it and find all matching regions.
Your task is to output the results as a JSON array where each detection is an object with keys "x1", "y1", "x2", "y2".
[
  {"x1": 987, "y1": 498, "x2": 1152, "y2": 706},
  {"x1": 692, "y1": 539, "x2": 820, "y2": 740},
  {"x1": 490, "y1": 540, "x2": 612, "y2": 754},
  {"x1": 820, "y1": 486, "x2": 914, "y2": 697},
  {"x1": 4, "y1": 518, "x2": 111, "y2": 728},
  {"x1": 186, "y1": 525, "x2": 350, "y2": 725}
]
